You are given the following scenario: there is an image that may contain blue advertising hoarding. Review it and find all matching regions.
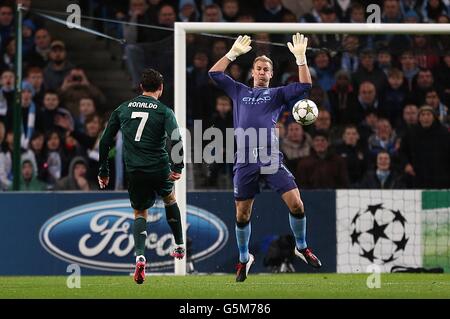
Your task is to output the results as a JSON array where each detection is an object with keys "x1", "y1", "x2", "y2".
[{"x1": 0, "y1": 191, "x2": 336, "y2": 275}]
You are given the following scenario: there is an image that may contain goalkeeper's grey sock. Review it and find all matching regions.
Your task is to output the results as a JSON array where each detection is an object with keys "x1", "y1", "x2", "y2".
[
  {"x1": 236, "y1": 220, "x2": 251, "y2": 263},
  {"x1": 289, "y1": 212, "x2": 307, "y2": 250}
]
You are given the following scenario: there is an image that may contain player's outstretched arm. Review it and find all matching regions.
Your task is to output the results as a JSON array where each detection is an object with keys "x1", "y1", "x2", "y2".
[
  {"x1": 209, "y1": 35, "x2": 252, "y2": 72},
  {"x1": 287, "y1": 33, "x2": 312, "y2": 85}
]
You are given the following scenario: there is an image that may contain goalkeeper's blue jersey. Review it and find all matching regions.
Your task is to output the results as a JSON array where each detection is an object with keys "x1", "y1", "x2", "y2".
[{"x1": 209, "y1": 71, "x2": 311, "y2": 168}]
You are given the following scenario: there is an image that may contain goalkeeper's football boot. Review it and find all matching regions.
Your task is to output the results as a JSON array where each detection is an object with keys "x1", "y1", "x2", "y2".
[
  {"x1": 170, "y1": 246, "x2": 185, "y2": 259},
  {"x1": 235, "y1": 254, "x2": 254, "y2": 282},
  {"x1": 295, "y1": 247, "x2": 322, "y2": 268},
  {"x1": 134, "y1": 256, "x2": 146, "y2": 284}
]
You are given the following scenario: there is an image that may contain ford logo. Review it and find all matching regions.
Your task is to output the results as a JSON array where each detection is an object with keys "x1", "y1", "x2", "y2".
[{"x1": 39, "y1": 199, "x2": 229, "y2": 272}]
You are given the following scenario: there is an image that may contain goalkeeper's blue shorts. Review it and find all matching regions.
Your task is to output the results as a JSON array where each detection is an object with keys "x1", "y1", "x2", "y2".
[{"x1": 233, "y1": 163, "x2": 297, "y2": 201}]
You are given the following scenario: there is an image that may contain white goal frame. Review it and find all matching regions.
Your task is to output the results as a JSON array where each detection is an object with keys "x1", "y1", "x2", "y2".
[{"x1": 173, "y1": 22, "x2": 450, "y2": 275}]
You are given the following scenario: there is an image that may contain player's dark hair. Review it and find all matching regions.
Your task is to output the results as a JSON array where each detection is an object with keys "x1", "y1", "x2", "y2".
[{"x1": 140, "y1": 68, "x2": 164, "y2": 92}]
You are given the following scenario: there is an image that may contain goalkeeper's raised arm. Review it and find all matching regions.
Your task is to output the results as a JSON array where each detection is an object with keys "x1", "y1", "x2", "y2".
[
  {"x1": 287, "y1": 32, "x2": 312, "y2": 85},
  {"x1": 209, "y1": 35, "x2": 252, "y2": 72}
]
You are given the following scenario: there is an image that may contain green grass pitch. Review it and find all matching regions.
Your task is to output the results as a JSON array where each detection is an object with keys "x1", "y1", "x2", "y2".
[{"x1": 0, "y1": 274, "x2": 449, "y2": 299}]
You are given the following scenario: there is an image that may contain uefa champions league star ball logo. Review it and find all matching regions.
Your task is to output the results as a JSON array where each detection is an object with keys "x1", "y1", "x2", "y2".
[{"x1": 350, "y1": 204, "x2": 409, "y2": 263}]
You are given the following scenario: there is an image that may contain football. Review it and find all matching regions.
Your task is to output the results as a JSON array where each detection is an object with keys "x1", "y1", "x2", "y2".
[{"x1": 292, "y1": 99, "x2": 319, "y2": 126}]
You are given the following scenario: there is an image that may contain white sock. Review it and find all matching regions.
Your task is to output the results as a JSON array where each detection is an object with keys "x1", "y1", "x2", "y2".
[{"x1": 136, "y1": 255, "x2": 146, "y2": 263}]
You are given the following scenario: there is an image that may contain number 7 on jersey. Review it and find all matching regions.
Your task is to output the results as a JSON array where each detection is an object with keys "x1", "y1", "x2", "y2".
[{"x1": 131, "y1": 112, "x2": 148, "y2": 141}]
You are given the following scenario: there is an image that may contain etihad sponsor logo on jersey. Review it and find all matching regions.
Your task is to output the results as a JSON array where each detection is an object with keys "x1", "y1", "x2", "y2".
[
  {"x1": 39, "y1": 199, "x2": 229, "y2": 272},
  {"x1": 242, "y1": 95, "x2": 271, "y2": 104},
  {"x1": 128, "y1": 101, "x2": 158, "y2": 109}
]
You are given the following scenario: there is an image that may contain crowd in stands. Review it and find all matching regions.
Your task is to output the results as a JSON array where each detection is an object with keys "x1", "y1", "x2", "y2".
[
  {"x1": 0, "y1": 0, "x2": 110, "y2": 191},
  {"x1": 0, "y1": 0, "x2": 449, "y2": 191}
]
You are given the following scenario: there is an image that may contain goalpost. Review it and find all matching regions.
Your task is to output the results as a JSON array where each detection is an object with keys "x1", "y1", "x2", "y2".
[{"x1": 173, "y1": 22, "x2": 450, "y2": 275}]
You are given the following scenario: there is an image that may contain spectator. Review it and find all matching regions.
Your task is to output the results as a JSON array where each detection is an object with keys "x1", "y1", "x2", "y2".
[
  {"x1": 421, "y1": 0, "x2": 449, "y2": 22},
  {"x1": 1, "y1": 37, "x2": 15, "y2": 71},
  {"x1": 354, "y1": 81, "x2": 385, "y2": 124},
  {"x1": 309, "y1": 85, "x2": 330, "y2": 112},
  {"x1": 340, "y1": 35, "x2": 360, "y2": 73},
  {"x1": 202, "y1": 3, "x2": 223, "y2": 22},
  {"x1": 37, "y1": 90, "x2": 60, "y2": 132},
  {"x1": 434, "y1": 51, "x2": 450, "y2": 106},
  {"x1": 25, "y1": 67, "x2": 45, "y2": 108},
  {"x1": 59, "y1": 68, "x2": 106, "y2": 116},
  {"x1": 400, "y1": 105, "x2": 450, "y2": 188},
  {"x1": 44, "y1": 129, "x2": 65, "y2": 187},
  {"x1": 20, "y1": 82, "x2": 37, "y2": 149},
  {"x1": 55, "y1": 156, "x2": 97, "y2": 191},
  {"x1": 228, "y1": 63, "x2": 245, "y2": 82},
  {"x1": 210, "y1": 39, "x2": 228, "y2": 66},
  {"x1": 399, "y1": 50, "x2": 419, "y2": 91},
  {"x1": 376, "y1": 47, "x2": 393, "y2": 76},
  {"x1": 310, "y1": 108, "x2": 342, "y2": 146},
  {"x1": 424, "y1": 87, "x2": 449, "y2": 127},
  {"x1": 121, "y1": 0, "x2": 152, "y2": 46},
  {"x1": 280, "y1": 121, "x2": 312, "y2": 174},
  {"x1": 25, "y1": 28, "x2": 52, "y2": 68},
  {"x1": 236, "y1": 12, "x2": 256, "y2": 22},
  {"x1": 332, "y1": 0, "x2": 352, "y2": 22},
  {"x1": 0, "y1": 69, "x2": 15, "y2": 126},
  {"x1": 256, "y1": 0, "x2": 294, "y2": 22},
  {"x1": 300, "y1": 0, "x2": 327, "y2": 22},
  {"x1": 311, "y1": 50, "x2": 335, "y2": 92},
  {"x1": 207, "y1": 95, "x2": 233, "y2": 188},
  {"x1": 0, "y1": 121, "x2": 4, "y2": 148},
  {"x1": 188, "y1": 51, "x2": 211, "y2": 120},
  {"x1": 396, "y1": 102, "x2": 419, "y2": 138},
  {"x1": 412, "y1": 34, "x2": 440, "y2": 69},
  {"x1": 400, "y1": 0, "x2": 423, "y2": 17},
  {"x1": 29, "y1": 131, "x2": 47, "y2": 182},
  {"x1": 126, "y1": 4, "x2": 175, "y2": 103},
  {"x1": 374, "y1": 0, "x2": 412, "y2": 53},
  {"x1": 383, "y1": 0, "x2": 404, "y2": 22},
  {"x1": 384, "y1": 68, "x2": 408, "y2": 125},
  {"x1": 22, "y1": 19, "x2": 36, "y2": 57},
  {"x1": 208, "y1": 95, "x2": 233, "y2": 132},
  {"x1": 178, "y1": 0, "x2": 199, "y2": 22},
  {"x1": 222, "y1": 0, "x2": 240, "y2": 22},
  {"x1": 411, "y1": 68, "x2": 435, "y2": 104},
  {"x1": 295, "y1": 130, "x2": 349, "y2": 189},
  {"x1": 335, "y1": 125, "x2": 369, "y2": 187},
  {"x1": 9, "y1": 159, "x2": 46, "y2": 191},
  {"x1": 43, "y1": 40, "x2": 74, "y2": 90},
  {"x1": 314, "y1": 6, "x2": 343, "y2": 49},
  {"x1": 359, "y1": 150, "x2": 405, "y2": 189},
  {"x1": 0, "y1": 129, "x2": 13, "y2": 190},
  {"x1": 328, "y1": 69, "x2": 358, "y2": 125},
  {"x1": 403, "y1": 8, "x2": 421, "y2": 23},
  {"x1": 368, "y1": 118, "x2": 397, "y2": 159},
  {"x1": 0, "y1": 4, "x2": 14, "y2": 52},
  {"x1": 352, "y1": 48, "x2": 388, "y2": 95},
  {"x1": 358, "y1": 108, "x2": 379, "y2": 149},
  {"x1": 74, "y1": 97, "x2": 97, "y2": 133}
]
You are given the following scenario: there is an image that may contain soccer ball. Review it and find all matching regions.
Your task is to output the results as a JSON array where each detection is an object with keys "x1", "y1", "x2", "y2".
[{"x1": 292, "y1": 99, "x2": 319, "y2": 126}]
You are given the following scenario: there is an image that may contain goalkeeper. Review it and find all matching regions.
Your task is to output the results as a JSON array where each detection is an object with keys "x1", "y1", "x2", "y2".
[{"x1": 209, "y1": 33, "x2": 322, "y2": 282}]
